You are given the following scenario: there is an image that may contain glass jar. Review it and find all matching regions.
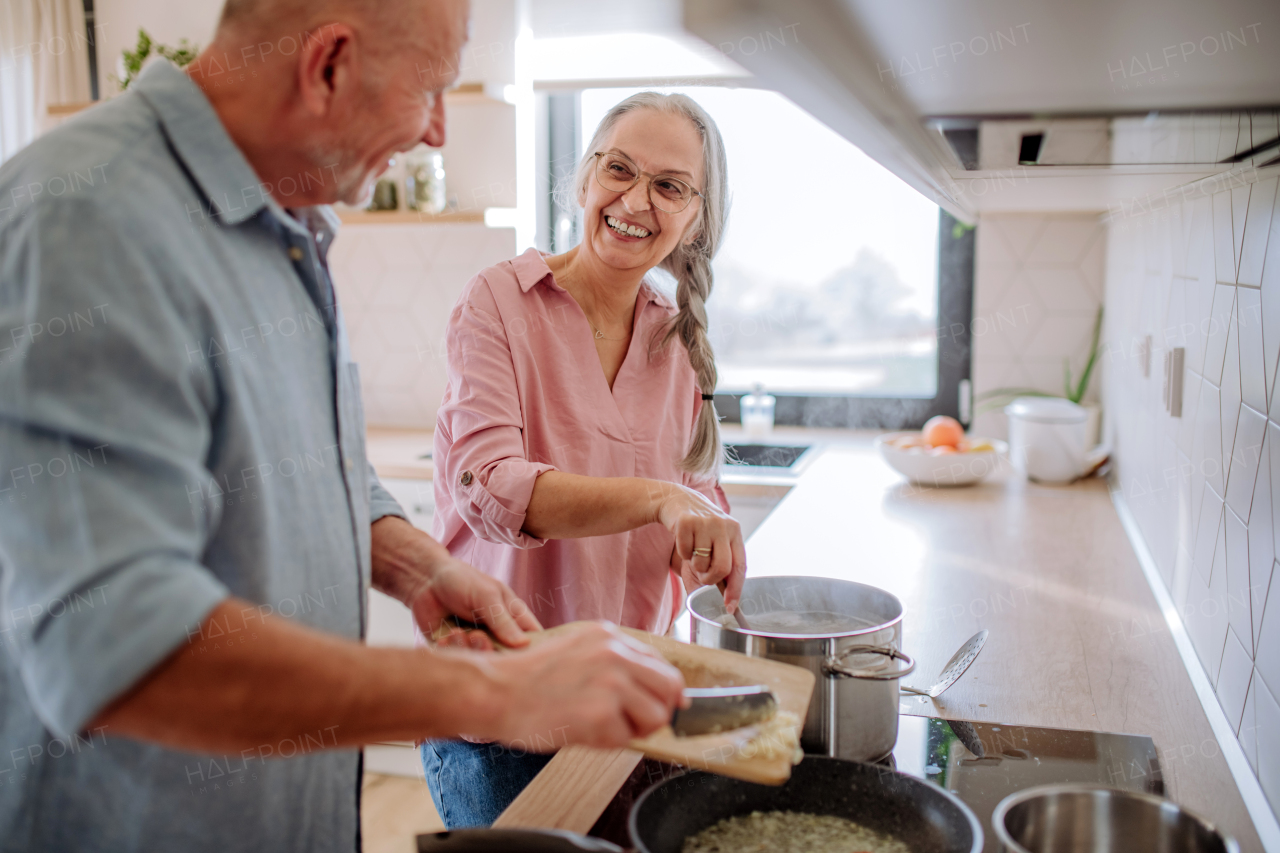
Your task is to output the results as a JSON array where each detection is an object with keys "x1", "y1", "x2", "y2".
[
  {"x1": 404, "y1": 147, "x2": 447, "y2": 214},
  {"x1": 367, "y1": 179, "x2": 398, "y2": 211},
  {"x1": 740, "y1": 382, "x2": 776, "y2": 439}
]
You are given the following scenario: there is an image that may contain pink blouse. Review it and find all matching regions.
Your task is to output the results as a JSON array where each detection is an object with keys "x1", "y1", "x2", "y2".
[{"x1": 431, "y1": 248, "x2": 727, "y2": 634}]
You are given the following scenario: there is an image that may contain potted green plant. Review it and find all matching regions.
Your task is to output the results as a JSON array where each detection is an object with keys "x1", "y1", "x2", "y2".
[
  {"x1": 115, "y1": 29, "x2": 199, "y2": 91},
  {"x1": 975, "y1": 304, "x2": 1104, "y2": 443}
]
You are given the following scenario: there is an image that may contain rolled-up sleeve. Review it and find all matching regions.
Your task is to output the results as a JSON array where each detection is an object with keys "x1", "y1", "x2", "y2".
[
  {"x1": 435, "y1": 282, "x2": 555, "y2": 548},
  {"x1": 0, "y1": 198, "x2": 228, "y2": 737}
]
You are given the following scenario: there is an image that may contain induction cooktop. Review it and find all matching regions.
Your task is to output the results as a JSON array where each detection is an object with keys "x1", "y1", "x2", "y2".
[{"x1": 885, "y1": 715, "x2": 1163, "y2": 853}]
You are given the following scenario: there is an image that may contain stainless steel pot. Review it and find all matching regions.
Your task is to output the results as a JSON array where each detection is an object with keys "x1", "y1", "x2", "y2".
[
  {"x1": 992, "y1": 785, "x2": 1240, "y2": 853},
  {"x1": 688, "y1": 576, "x2": 914, "y2": 762}
]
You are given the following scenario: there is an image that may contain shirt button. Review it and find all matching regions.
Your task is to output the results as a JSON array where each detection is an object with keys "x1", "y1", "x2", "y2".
[
  {"x1": 288, "y1": 246, "x2": 304, "y2": 261},
  {"x1": 460, "y1": 470, "x2": 474, "y2": 486},
  {"x1": 345, "y1": 458, "x2": 354, "y2": 472}
]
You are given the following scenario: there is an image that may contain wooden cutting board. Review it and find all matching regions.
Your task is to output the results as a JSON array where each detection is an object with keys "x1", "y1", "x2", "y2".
[
  {"x1": 618, "y1": 627, "x2": 814, "y2": 783},
  {"x1": 477, "y1": 622, "x2": 815, "y2": 834}
]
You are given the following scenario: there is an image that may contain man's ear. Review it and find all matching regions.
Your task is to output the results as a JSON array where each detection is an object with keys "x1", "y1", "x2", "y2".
[{"x1": 297, "y1": 23, "x2": 359, "y2": 117}]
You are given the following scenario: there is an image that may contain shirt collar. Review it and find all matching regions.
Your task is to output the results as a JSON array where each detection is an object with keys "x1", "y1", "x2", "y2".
[
  {"x1": 512, "y1": 247, "x2": 677, "y2": 311},
  {"x1": 131, "y1": 60, "x2": 270, "y2": 226},
  {"x1": 289, "y1": 205, "x2": 341, "y2": 264}
]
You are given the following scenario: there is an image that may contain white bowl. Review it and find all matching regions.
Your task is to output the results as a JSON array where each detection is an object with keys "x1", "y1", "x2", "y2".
[{"x1": 875, "y1": 432, "x2": 1008, "y2": 487}]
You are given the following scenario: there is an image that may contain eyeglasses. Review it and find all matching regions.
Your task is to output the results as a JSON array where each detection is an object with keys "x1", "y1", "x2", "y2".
[{"x1": 592, "y1": 151, "x2": 703, "y2": 214}]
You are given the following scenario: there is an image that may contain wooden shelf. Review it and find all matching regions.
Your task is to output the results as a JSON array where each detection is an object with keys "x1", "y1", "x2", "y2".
[
  {"x1": 335, "y1": 209, "x2": 485, "y2": 225},
  {"x1": 443, "y1": 82, "x2": 511, "y2": 106},
  {"x1": 47, "y1": 101, "x2": 96, "y2": 116},
  {"x1": 47, "y1": 81, "x2": 507, "y2": 119}
]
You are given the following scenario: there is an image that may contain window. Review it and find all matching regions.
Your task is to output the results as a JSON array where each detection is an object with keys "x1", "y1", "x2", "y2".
[{"x1": 553, "y1": 86, "x2": 973, "y2": 429}]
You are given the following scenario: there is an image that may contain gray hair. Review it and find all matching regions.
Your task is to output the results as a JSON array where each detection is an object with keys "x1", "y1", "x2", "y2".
[{"x1": 567, "y1": 92, "x2": 729, "y2": 474}]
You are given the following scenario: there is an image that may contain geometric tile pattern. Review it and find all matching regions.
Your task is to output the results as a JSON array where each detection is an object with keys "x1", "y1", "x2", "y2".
[
  {"x1": 1106, "y1": 169, "x2": 1280, "y2": 819},
  {"x1": 328, "y1": 223, "x2": 517, "y2": 427},
  {"x1": 971, "y1": 213, "x2": 1106, "y2": 440}
]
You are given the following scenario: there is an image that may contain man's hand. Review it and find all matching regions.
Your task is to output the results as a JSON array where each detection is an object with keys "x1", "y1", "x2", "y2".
[
  {"x1": 371, "y1": 516, "x2": 541, "y2": 648},
  {"x1": 474, "y1": 622, "x2": 686, "y2": 749}
]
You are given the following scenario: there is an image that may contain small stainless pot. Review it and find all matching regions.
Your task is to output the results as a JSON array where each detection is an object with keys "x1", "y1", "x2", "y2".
[
  {"x1": 688, "y1": 576, "x2": 914, "y2": 762},
  {"x1": 992, "y1": 784, "x2": 1240, "y2": 853}
]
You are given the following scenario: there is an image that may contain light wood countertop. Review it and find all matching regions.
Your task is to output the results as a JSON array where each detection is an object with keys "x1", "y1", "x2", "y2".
[
  {"x1": 739, "y1": 437, "x2": 1262, "y2": 851},
  {"x1": 367, "y1": 427, "x2": 435, "y2": 480},
  {"x1": 365, "y1": 425, "x2": 1262, "y2": 849}
]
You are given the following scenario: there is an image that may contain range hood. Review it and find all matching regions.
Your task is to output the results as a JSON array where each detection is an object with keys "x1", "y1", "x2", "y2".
[
  {"x1": 684, "y1": 0, "x2": 1280, "y2": 219},
  {"x1": 933, "y1": 113, "x2": 1279, "y2": 171}
]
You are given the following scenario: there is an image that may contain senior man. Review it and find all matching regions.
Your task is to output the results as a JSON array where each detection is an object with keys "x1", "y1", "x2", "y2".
[{"x1": 0, "y1": 0, "x2": 684, "y2": 850}]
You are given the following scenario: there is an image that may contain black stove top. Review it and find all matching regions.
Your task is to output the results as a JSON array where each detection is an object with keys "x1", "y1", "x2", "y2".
[{"x1": 885, "y1": 715, "x2": 1163, "y2": 852}]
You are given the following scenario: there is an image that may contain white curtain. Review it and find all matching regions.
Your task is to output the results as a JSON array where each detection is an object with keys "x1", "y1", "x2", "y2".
[{"x1": 0, "y1": 0, "x2": 92, "y2": 164}]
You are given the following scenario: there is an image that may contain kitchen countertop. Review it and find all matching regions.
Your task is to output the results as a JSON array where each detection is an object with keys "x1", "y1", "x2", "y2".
[
  {"x1": 367, "y1": 427, "x2": 436, "y2": 480},
  {"x1": 366, "y1": 426, "x2": 1263, "y2": 850}
]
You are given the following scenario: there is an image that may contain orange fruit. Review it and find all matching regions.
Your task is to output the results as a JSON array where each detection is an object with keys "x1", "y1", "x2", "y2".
[{"x1": 922, "y1": 415, "x2": 965, "y2": 448}]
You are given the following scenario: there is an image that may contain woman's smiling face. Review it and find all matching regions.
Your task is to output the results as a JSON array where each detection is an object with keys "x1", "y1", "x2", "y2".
[{"x1": 579, "y1": 108, "x2": 705, "y2": 275}]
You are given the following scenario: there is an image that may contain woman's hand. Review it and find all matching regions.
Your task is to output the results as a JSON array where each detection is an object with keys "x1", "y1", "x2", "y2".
[{"x1": 653, "y1": 484, "x2": 746, "y2": 612}]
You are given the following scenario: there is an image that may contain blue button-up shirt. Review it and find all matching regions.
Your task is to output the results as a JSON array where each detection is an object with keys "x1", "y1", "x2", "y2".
[{"x1": 0, "y1": 61, "x2": 404, "y2": 852}]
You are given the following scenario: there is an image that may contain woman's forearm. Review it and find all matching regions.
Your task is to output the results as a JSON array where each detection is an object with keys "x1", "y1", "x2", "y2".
[{"x1": 523, "y1": 471, "x2": 679, "y2": 539}]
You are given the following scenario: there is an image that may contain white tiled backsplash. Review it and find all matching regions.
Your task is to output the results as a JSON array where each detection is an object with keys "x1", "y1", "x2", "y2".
[
  {"x1": 971, "y1": 213, "x2": 1107, "y2": 440},
  {"x1": 329, "y1": 223, "x2": 517, "y2": 427},
  {"x1": 1105, "y1": 169, "x2": 1280, "y2": 818}
]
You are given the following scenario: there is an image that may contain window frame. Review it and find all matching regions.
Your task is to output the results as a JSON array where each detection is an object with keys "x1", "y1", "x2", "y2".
[{"x1": 712, "y1": 211, "x2": 975, "y2": 429}]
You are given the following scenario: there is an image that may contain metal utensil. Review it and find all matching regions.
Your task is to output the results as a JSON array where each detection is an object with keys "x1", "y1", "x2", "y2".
[
  {"x1": 949, "y1": 719, "x2": 986, "y2": 759},
  {"x1": 715, "y1": 579, "x2": 752, "y2": 630},
  {"x1": 901, "y1": 629, "x2": 988, "y2": 698},
  {"x1": 670, "y1": 685, "x2": 777, "y2": 737}
]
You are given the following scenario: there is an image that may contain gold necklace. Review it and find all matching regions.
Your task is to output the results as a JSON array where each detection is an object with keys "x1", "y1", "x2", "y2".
[{"x1": 590, "y1": 323, "x2": 627, "y2": 342}]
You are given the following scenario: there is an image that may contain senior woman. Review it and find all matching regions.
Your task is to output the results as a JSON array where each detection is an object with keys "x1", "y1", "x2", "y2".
[{"x1": 421, "y1": 92, "x2": 744, "y2": 827}]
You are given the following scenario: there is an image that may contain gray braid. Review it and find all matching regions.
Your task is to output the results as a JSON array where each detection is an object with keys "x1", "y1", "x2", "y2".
[
  {"x1": 566, "y1": 92, "x2": 730, "y2": 474},
  {"x1": 661, "y1": 246, "x2": 721, "y2": 472}
]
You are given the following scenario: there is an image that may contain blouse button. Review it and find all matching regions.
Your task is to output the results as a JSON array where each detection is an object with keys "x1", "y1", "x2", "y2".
[
  {"x1": 288, "y1": 246, "x2": 304, "y2": 261},
  {"x1": 460, "y1": 470, "x2": 474, "y2": 486}
]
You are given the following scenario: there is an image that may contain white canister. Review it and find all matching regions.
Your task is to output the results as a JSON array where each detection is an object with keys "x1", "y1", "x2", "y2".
[{"x1": 1005, "y1": 397, "x2": 1088, "y2": 483}]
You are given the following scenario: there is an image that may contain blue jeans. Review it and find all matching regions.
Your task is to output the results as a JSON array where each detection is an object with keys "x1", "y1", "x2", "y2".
[{"x1": 421, "y1": 739, "x2": 554, "y2": 828}]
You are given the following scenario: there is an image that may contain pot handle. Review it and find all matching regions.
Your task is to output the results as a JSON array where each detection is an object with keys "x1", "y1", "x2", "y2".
[{"x1": 823, "y1": 645, "x2": 916, "y2": 680}]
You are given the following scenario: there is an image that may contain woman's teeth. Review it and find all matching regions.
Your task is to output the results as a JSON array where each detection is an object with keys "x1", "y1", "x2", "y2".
[{"x1": 606, "y1": 215, "x2": 650, "y2": 238}]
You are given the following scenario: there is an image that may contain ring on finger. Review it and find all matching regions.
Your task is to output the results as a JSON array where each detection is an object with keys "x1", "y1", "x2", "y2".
[{"x1": 692, "y1": 547, "x2": 712, "y2": 557}]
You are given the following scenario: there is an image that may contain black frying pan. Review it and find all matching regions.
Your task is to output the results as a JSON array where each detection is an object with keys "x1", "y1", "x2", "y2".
[
  {"x1": 417, "y1": 829, "x2": 624, "y2": 852},
  {"x1": 628, "y1": 756, "x2": 983, "y2": 853}
]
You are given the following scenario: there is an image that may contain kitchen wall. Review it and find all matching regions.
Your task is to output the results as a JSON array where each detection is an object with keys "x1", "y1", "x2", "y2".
[
  {"x1": 1107, "y1": 167, "x2": 1280, "y2": 818},
  {"x1": 970, "y1": 213, "x2": 1106, "y2": 440},
  {"x1": 329, "y1": 223, "x2": 517, "y2": 427}
]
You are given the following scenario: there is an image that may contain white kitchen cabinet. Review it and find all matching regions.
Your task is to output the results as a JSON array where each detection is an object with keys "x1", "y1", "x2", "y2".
[{"x1": 367, "y1": 477, "x2": 434, "y2": 649}]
